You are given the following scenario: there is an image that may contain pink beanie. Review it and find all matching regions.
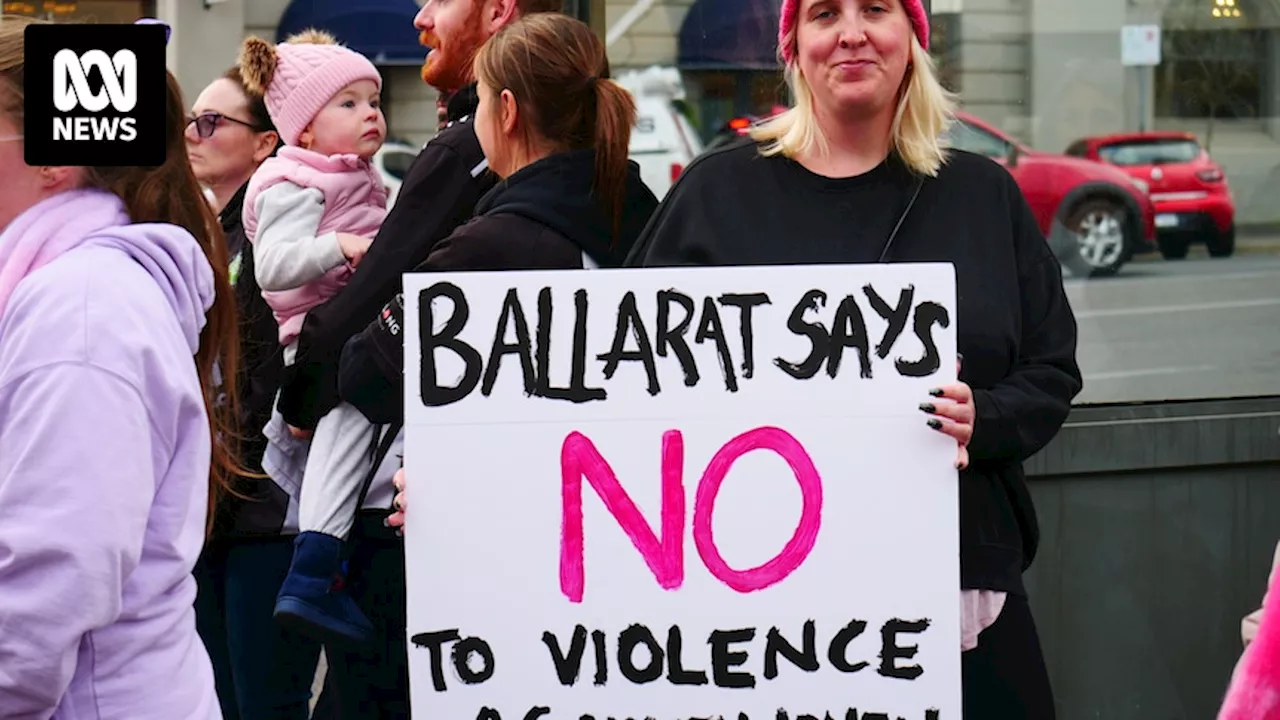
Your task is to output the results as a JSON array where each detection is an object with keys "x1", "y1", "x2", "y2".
[
  {"x1": 240, "y1": 31, "x2": 382, "y2": 147},
  {"x1": 777, "y1": 0, "x2": 930, "y2": 64}
]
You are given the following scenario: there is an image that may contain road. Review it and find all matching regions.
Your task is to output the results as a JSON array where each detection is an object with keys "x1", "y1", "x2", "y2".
[{"x1": 1065, "y1": 245, "x2": 1280, "y2": 404}]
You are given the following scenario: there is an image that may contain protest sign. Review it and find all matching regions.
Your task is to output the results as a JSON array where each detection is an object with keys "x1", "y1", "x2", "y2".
[{"x1": 403, "y1": 264, "x2": 960, "y2": 720}]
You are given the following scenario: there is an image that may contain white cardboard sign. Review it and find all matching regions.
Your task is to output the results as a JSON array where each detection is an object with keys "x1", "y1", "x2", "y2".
[{"x1": 403, "y1": 264, "x2": 961, "y2": 720}]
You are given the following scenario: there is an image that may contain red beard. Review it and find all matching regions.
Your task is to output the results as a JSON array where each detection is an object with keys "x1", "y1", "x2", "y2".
[{"x1": 419, "y1": 20, "x2": 487, "y2": 93}]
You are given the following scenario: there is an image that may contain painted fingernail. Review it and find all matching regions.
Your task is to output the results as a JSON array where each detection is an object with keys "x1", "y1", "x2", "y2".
[
  {"x1": 927, "y1": 418, "x2": 943, "y2": 430},
  {"x1": 919, "y1": 402, "x2": 936, "y2": 414},
  {"x1": 929, "y1": 388, "x2": 944, "y2": 397}
]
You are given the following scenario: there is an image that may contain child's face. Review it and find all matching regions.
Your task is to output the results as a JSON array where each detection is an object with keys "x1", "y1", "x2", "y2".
[{"x1": 300, "y1": 79, "x2": 386, "y2": 159}]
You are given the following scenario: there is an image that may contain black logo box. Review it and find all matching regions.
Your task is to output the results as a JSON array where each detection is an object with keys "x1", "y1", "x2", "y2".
[{"x1": 24, "y1": 23, "x2": 167, "y2": 167}]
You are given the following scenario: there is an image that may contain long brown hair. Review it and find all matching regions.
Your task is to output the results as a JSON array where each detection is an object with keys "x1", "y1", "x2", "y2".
[
  {"x1": 0, "y1": 15, "x2": 243, "y2": 535},
  {"x1": 474, "y1": 13, "x2": 636, "y2": 241}
]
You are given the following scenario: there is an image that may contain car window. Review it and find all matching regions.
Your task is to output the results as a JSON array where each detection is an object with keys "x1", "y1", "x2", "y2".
[
  {"x1": 380, "y1": 149, "x2": 416, "y2": 181},
  {"x1": 942, "y1": 121, "x2": 1011, "y2": 159},
  {"x1": 1097, "y1": 139, "x2": 1202, "y2": 165}
]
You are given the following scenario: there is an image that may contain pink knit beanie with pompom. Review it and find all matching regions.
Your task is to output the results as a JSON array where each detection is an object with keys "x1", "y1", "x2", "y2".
[
  {"x1": 777, "y1": 0, "x2": 930, "y2": 64},
  {"x1": 238, "y1": 29, "x2": 382, "y2": 147}
]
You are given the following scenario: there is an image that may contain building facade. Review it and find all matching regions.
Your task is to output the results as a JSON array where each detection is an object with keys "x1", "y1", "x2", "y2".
[{"x1": 6, "y1": 0, "x2": 1278, "y2": 224}]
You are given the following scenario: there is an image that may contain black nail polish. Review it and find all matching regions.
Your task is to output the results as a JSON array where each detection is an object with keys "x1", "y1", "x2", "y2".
[
  {"x1": 919, "y1": 402, "x2": 936, "y2": 414},
  {"x1": 927, "y1": 418, "x2": 942, "y2": 430},
  {"x1": 929, "y1": 388, "x2": 943, "y2": 397}
]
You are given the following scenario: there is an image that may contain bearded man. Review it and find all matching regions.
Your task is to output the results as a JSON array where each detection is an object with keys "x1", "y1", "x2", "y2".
[{"x1": 294, "y1": 2, "x2": 562, "y2": 717}]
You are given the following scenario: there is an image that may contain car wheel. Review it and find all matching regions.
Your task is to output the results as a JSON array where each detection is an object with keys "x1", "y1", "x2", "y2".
[
  {"x1": 1063, "y1": 198, "x2": 1129, "y2": 278},
  {"x1": 1206, "y1": 223, "x2": 1236, "y2": 258},
  {"x1": 1158, "y1": 234, "x2": 1190, "y2": 260}
]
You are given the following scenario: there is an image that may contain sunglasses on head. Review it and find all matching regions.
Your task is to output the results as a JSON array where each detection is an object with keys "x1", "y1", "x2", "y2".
[{"x1": 186, "y1": 112, "x2": 263, "y2": 139}]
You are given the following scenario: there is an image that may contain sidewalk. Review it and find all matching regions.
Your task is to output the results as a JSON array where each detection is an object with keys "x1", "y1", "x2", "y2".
[{"x1": 1238, "y1": 233, "x2": 1280, "y2": 255}]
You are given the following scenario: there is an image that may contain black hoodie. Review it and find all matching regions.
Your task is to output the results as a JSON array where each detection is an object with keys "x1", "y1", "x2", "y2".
[
  {"x1": 337, "y1": 148, "x2": 659, "y2": 424},
  {"x1": 215, "y1": 183, "x2": 290, "y2": 537}
]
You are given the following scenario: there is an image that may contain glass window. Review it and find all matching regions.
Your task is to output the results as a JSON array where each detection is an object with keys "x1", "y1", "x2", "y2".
[
  {"x1": 1, "y1": 0, "x2": 153, "y2": 22},
  {"x1": 941, "y1": 118, "x2": 1013, "y2": 159},
  {"x1": 377, "y1": 146, "x2": 417, "y2": 181},
  {"x1": 1097, "y1": 137, "x2": 1202, "y2": 165},
  {"x1": 606, "y1": 0, "x2": 1280, "y2": 405}
]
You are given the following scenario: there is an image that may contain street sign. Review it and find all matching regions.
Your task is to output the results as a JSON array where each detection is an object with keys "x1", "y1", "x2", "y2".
[{"x1": 1122, "y1": 24, "x2": 1162, "y2": 66}]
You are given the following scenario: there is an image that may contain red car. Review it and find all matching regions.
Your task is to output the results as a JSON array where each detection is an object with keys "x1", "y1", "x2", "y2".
[
  {"x1": 946, "y1": 112, "x2": 1157, "y2": 277},
  {"x1": 703, "y1": 109, "x2": 1157, "y2": 277},
  {"x1": 1065, "y1": 131, "x2": 1235, "y2": 259}
]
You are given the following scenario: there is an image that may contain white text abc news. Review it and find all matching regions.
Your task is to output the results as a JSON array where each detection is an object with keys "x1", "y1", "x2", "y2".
[{"x1": 52, "y1": 48, "x2": 139, "y2": 142}]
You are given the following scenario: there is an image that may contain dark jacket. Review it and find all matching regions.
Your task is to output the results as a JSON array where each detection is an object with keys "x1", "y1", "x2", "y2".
[
  {"x1": 214, "y1": 183, "x2": 289, "y2": 537},
  {"x1": 276, "y1": 90, "x2": 496, "y2": 430},
  {"x1": 625, "y1": 141, "x2": 1083, "y2": 596},
  {"x1": 339, "y1": 148, "x2": 660, "y2": 425}
]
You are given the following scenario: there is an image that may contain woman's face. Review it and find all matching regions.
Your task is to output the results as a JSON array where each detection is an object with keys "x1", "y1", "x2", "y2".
[
  {"x1": 796, "y1": 0, "x2": 913, "y2": 121},
  {"x1": 0, "y1": 106, "x2": 60, "y2": 232},
  {"x1": 185, "y1": 78, "x2": 272, "y2": 190},
  {"x1": 474, "y1": 78, "x2": 516, "y2": 178}
]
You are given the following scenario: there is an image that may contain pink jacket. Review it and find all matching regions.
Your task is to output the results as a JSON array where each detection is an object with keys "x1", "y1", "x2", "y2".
[
  {"x1": 243, "y1": 146, "x2": 388, "y2": 346},
  {"x1": 1219, "y1": 541, "x2": 1280, "y2": 719}
]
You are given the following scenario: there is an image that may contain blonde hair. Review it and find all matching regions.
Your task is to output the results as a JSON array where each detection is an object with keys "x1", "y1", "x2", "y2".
[{"x1": 751, "y1": 35, "x2": 957, "y2": 177}]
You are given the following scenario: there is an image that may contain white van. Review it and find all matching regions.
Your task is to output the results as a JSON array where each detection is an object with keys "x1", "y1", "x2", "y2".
[
  {"x1": 617, "y1": 67, "x2": 703, "y2": 200},
  {"x1": 372, "y1": 140, "x2": 419, "y2": 207}
]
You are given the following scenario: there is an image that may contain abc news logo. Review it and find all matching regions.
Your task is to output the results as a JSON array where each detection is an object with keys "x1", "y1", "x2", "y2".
[
  {"x1": 53, "y1": 49, "x2": 139, "y2": 142},
  {"x1": 24, "y1": 24, "x2": 166, "y2": 167}
]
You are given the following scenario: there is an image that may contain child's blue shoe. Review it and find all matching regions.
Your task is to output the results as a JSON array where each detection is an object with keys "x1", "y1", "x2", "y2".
[{"x1": 273, "y1": 531, "x2": 374, "y2": 646}]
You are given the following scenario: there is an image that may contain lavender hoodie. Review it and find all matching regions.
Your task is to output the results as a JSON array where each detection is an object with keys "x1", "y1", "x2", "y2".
[{"x1": 0, "y1": 190, "x2": 220, "y2": 719}]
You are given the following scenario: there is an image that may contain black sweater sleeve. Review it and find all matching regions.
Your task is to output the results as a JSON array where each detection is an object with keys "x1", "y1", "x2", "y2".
[
  {"x1": 967, "y1": 178, "x2": 1084, "y2": 462},
  {"x1": 338, "y1": 217, "x2": 574, "y2": 425},
  {"x1": 278, "y1": 130, "x2": 489, "y2": 429},
  {"x1": 339, "y1": 292, "x2": 404, "y2": 425}
]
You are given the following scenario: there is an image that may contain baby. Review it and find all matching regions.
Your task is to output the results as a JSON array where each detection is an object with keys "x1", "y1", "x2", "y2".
[{"x1": 238, "y1": 29, "x2": 389, "y2": 646}]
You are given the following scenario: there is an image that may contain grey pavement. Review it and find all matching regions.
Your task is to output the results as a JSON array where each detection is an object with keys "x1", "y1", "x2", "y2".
[{"x1": 1065, "y1": 244, "x2": 1280, "y2": 404}]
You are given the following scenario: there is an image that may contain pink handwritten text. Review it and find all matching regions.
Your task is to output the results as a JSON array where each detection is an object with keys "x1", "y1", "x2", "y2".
[{"x1": 559, "y1": 427, "x2": 823, "y2": 603}]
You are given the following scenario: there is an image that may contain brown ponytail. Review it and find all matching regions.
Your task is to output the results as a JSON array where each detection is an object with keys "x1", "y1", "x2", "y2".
[
  {"x1": 474, "y1": 13, "x2": 637, "y2": 243},
  {"x1": 0, "y1": 16, "x2": 244, "y2": 536}
]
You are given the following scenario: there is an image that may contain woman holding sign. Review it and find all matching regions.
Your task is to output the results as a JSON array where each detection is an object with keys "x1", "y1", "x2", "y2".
[{"x1": 621, "y1": 0, "x2": 1083, "y2": 716}]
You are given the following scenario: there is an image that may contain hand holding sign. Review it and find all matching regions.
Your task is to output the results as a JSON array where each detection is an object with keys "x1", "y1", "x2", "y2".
[
  {"x1": 388, "y1": 467, "x2": 407, "y2": 532},
  {"x1": 921, "y1": 359, "x2": 973, "y2": 470}
]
